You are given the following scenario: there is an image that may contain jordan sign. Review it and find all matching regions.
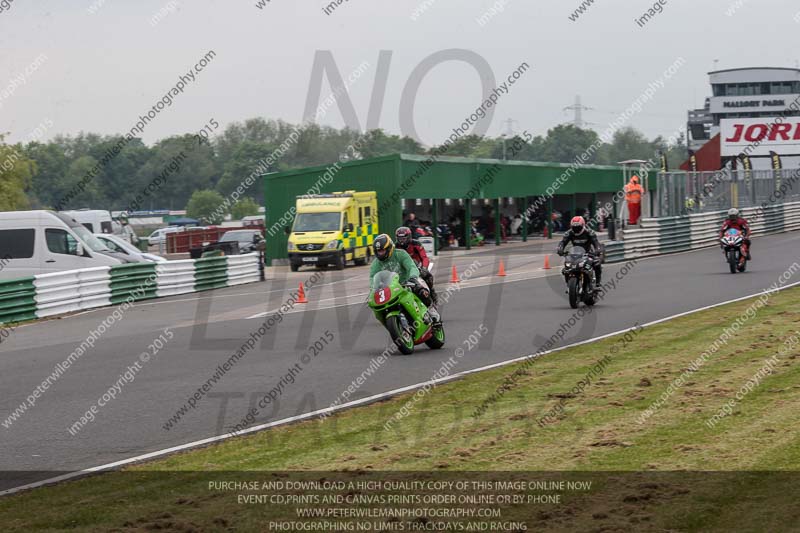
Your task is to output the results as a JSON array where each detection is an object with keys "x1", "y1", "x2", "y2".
[{"x1": 721, "y1": 117, "x2": 800, "y2": 157}]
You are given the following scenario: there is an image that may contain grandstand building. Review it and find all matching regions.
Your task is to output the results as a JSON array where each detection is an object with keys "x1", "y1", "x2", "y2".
[{"x1": 686, "y1": 67, "x2": 800, "y2": 170}]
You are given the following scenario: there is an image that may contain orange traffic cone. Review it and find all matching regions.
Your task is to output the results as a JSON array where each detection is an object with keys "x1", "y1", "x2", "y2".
[
  {"x1": 450, "y1": 265, "x2": 460, "y2": 283},
  {"x1": 297, "y1": 282, "x2": 308, "y2": 304},
  {"x1": 497, "y1": 260, "x2": 507, "y2": 277},
  {"x1": 543, "y1": 255, "x2": 551, "y2": 270}
]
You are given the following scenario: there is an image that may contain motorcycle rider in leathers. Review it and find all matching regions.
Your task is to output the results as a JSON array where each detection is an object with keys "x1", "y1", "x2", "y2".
[
  {"x1": 394, "y1": 226, "x2": 438, "y2": 305},
  {"x1": 557, "y1": 216, "x2": 603, "y2": 289},
  {"x1": 719, "y1": 208, "x2": 752, "y2": 260},
  {"x1": 370, "y1": 234, "x2": 441, "y2": 324}
]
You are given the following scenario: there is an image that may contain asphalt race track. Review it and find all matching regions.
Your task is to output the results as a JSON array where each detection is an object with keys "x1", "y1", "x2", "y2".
[{"x1": 2, "y1": 232, "x2": 799, "y2": 490}]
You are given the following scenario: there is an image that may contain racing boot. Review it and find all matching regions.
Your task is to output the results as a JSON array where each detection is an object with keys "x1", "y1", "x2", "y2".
[
  {"x1": 427, "y1": 305, "x2": 442, "y2": 325},
  {"x1": 593, "y1": 272, "x2": 603, "y2": 294},
  {"x1": 430, "y1": 286, "x2": 439, "y2": 306}
]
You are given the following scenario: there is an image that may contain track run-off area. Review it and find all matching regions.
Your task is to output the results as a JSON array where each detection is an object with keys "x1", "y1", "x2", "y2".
[{"x1": 1, "y1": 232, "x2": 799, "y2": 493}]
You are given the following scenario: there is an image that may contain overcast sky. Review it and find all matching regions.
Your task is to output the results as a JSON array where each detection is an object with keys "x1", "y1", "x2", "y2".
[{"x1": 2, "y1": 0, "x2": 800, "y2": 147}]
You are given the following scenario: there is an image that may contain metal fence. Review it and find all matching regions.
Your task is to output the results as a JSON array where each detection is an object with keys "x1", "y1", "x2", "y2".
[{"x1": 657, "y1": 168, "x2": 800, "y2": 218}]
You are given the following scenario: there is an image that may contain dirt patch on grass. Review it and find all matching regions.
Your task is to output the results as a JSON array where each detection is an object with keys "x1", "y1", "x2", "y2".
[
  {"x1": 548, "y1": 392, "x2": 578, "y2": 399},
  {"x1": 590, "y1": 440, "x2": 633, "y2": 448},
  {"x1": 121, "y1": 512, "x2": 202, "y2": 532}
]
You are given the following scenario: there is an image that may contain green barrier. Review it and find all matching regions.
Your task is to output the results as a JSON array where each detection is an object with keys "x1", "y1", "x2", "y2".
[
  {"x1": 0, "y1": 277, "x2": 37, "y2": 324},
  {"x1": 109, "y1": 263, "x2": 158, "y2": 305},
  {"x1": 603, "y1": 241, "x2": 626, "y2": 263},
  {"x1": 194, "y1": 256, "x2": 228, "y2": 292},
  {"x1": 0, "y1": 253, "x2": 263, "y2": 326},
  {"x1": 656, "y1": 218, "x2": 692, "y2": 254}
]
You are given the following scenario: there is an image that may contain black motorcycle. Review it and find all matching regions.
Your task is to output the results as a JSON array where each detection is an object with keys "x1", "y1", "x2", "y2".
[{"x1": 560, "y1": 248, "x2": 597, "y2": 309}]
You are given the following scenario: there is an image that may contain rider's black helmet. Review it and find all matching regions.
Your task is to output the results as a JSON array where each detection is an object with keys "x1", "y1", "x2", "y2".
[
  {"x1": 373, "y1": 234, "x2": 395, "y2": 262},
  {"x1": 395, "y1": 226, "x2": 413, "y2": 248}
]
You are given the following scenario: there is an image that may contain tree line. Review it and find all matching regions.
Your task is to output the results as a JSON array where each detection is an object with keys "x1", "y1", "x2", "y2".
[{"x1": 0, "y1": 118, "x2": 687, "y2": 214}]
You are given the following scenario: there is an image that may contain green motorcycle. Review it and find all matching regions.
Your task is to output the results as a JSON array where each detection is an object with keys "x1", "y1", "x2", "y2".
[{"x1": 369, "y1": 271, "x2": 445, "y2": 355}]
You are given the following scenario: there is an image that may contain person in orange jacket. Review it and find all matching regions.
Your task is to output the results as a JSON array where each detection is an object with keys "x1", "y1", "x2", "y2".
[{"x1": 625, "y1": 175, "x2": 645, "y2": 224}]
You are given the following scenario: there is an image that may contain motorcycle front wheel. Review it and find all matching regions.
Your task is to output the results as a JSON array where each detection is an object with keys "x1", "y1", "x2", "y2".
[
  {"x1": 568, "y1": 277, "x2": 580, "y2": 309},
  {"x1": 387, "y1": 315, "x2": 415, "y2": 355},
  {"x1": 727, "y1": 250, "x2": 738, "y2": 274}
]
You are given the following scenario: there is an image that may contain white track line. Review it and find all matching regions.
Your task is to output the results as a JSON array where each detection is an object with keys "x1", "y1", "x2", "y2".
[{"x1": 3, "y1": 279, "x2": 799, "y2": 497}]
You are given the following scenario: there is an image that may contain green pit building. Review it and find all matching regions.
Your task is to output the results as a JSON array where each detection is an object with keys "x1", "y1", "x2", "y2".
[{"x1": 263, "y1": 154, "x2": 651, "y2": 264}]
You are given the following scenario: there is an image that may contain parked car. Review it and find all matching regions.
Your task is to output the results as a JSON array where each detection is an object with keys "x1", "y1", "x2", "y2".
[
  {"x1": 147, "y1": 227, "x2": 182, "y2": 246},
  {"x1": 61, "y1": 215, "x2": 141, "y2": 264},
  {"x1": 95, "y1": 234, "x2": 167, "y2": 263},
  {"x1": 218, "y1": 229, "x2": 265, "y2": 254},
  {"x1": 0, "y1": 210, "x2": 125, "y2": 280},
  {"x1": 241, "y1": 215, "x2": 265, "y2": 228}
]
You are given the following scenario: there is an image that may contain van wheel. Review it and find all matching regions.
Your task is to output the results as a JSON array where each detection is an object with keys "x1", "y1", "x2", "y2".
[
  {"x1": 334, "y1": 252, "x2": 346, "y2": 270},
  {"x1": 290, "y1": 263, "x2": 300, "y2": 272}
]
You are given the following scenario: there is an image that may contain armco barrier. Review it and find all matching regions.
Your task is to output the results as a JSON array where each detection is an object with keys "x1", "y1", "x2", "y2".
[
  {"x1": 227, "y1": 254, "x2": 261, "y2": 286},
  {"x1": 194, "y1": 256, "x2": 228, "y2": 291},
  {"x1": 0, "y1": 277, "x2": 37, "y2": 324},
  {"x1": 0, "y1": 253, "x2": 262, "y2": 325},
  {"x1": 35, "y1": 267, "x2": 111, "y2": 318},
  {"x1": 109, "y1": 263, "x2": 159, "y2": 304},
  {"x1": 605, "y1": 200, "x2": 800, "y2": 263},
  {"x1": 155, "y1": 260, "x2": 196, "y2": 298},
  {"x1": 603, "y1": 241, "x2": 625, "y2": 264}
]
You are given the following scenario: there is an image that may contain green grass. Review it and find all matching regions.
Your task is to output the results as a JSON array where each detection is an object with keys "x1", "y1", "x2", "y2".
[{"x1": 2, "y1": 288, "x2": 800, "y2": 531}]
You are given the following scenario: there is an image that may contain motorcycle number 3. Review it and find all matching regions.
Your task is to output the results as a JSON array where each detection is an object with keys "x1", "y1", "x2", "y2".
[{"x1": 375, "y1": 288, "x2": 390, "y2": 304}]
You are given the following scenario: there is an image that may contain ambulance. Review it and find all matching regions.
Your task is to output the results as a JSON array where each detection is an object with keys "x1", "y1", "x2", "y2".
[{"x1": 287, "y1": 191, "x2": 378, "y2": 271}]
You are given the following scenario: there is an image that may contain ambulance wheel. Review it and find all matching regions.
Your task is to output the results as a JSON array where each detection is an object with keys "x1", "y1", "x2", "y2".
[{"x1": 334, "y1": 251, "x2": 346, "y2": 270}]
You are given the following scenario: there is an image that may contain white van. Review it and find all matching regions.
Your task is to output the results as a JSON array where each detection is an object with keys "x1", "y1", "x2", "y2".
[
  {"x1": 0, "y1": 211, "x2": 125, "y2": 280},
  {"x1": 61, "y1": 209, "x2": 113, "y2": 234}
]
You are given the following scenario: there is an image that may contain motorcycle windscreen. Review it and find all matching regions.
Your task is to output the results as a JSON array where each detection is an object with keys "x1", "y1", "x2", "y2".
[
  {"x1": 566, "y1": 248, "x2": 587, "y2": 262},
  {"x1": 372, "y1": 271, "x2": 398, "y2": 291}
]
